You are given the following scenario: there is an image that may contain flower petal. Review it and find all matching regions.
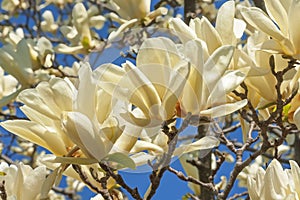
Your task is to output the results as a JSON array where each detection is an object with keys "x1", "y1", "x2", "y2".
[
  {"x1": 199, "y1": 99, "x2": 248, "y2": 118},
  {"x1": 173, "y1": 136, "x2": 219, "y2": 156}
]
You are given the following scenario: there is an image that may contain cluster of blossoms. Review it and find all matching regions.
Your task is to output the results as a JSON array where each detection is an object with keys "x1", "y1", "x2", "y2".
[{"x1": 0, "y1": 0, "x2": 300, "y2": 199}]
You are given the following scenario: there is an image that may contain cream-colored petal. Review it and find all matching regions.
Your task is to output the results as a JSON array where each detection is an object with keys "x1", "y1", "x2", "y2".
[
  {"x1": 208, "y1": 69, "x2": 248, "y2": 104},
  {"x1": 17, "y1": 88, "x2": 58, "y2": 120},
  {"x1": 293, "y1": 107, "x2": 300, "y2": 130},
  {"x1": 54, "y1": 44, "x2": 86, "y2": 54},
  {"x1": 137, "y1": 37, "x2": 181, "y2": 68},
  {"x1": 161, "y1": 60, "x2": 190, "y2": 119},
  {"x1": 179, "y1": 153, "x2": 200, "y2": 195},
  {"x1": 76, "y1": 63, "x2": 97, "y2": 121},
  {"x1": 173, "y1": 136, "x2": 219, "y2": 156},
  {"x1": 215, "y1": 0, "x2": 235, "y2": 45},
  {"x1": 289, "y1": 160, "x2": 300, "y2": 194},
  {"x1": 89, "y1": 15, "x2": 106, "y2": 29},
  {"x1": 169, "y1": 18, "x2": 196, "y2": 43},
  {"x1": 288, "y1": 0, "x2": 300, "y2": 55},
  {"x1": 62, "y1": 112, "x2": 107, "y2": 160},
  {"x1": 21, "y1": 164, "x2": 47, "y2": 200},
  {"x1": 200, "y1": 99, "x2": 248, "y2": 118},
  {"x1": 130, "y1": 140, "x2": 164, "y2": 154},
  {"x1": 264, "y1": 0, "x2": 289, "y2": 37},
  {"x1": 114, "y1": 0, "x2": 150, "y2": 19},
  {"x1": 122, "y1": 61, "x2": 161, "y2": 116},
  {"x1": 262, "y1": 159, "x2": 287, "y2": 199},
  {"x1": 240, "y1": 7, "x2": 286, "y2": 42},
  {"x1": 203, "y1": 45, "x2": 234, "y2": 90},
  {"x1": 0, "y1": 120, "x2": 67, "y2": 156},
  {"x1": 197, "y1": 17, "x2": 222, "y2": 54},
  {"x1": 233, "y1": 18, "x2": 247, "y2": 40}
]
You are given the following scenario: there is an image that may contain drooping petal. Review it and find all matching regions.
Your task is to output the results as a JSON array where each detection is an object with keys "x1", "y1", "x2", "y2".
[
  {"x1": 199, "y1": 99, "x2": 248, "y2": 118},
  {"x1": 240, "y1": 7, "x2": 286, "y2": 42},
  {"x1": 0, "y1": 120, "x2": 67, "y2": 156},
  {"x1": 208, "y1": 69, "x2": 248, "y2": 105},
  {"x1": 264, "y1": 0, "x2": 289, "y2": 37},
  {"x1": 173, "y1": 136, "x2": 220, "y2": 156}
]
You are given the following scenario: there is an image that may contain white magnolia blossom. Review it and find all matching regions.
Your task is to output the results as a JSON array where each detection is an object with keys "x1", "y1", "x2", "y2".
[
  {"x1": 41, "y1": 10, "x2": 59, "y2": 33},
  {"x1": 107, "y1": 0, "x2": 167, "y2": 41},
  {"x1": 240, "y1": 0, "x2": 300, "y2": 59},
  {"x1": 55, "y1": 3, "x2": 106, "y2": 54},
  {"x1": 0, "y1": 162, "x2": 47, "y2": 200},
  {"x1": 1, "y1": 0, "x2": 28, "y2": 12},
  {"x1": 0, "y1": 67, "x2": 18, "y2": 106},
  {"x1": 247, "y1": 159, "x2": 300, "y2": 200}
]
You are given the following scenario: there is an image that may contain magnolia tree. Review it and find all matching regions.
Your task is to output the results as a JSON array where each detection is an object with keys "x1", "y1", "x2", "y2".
[{"x1": 0, "y1": 0, "x2": 300, "y2": 199}]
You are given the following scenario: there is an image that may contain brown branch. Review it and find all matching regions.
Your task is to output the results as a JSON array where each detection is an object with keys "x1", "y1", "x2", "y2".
[
  {"x1": 0, "y1": 181, "x2": 7, "y2": 200},
  {"x1": 72, "y1": 165, "x2": 112, "y2": 200},
  {"x1": 168, "y1": 166, "x2": 217, "y2": 194},
  {"x1": 99, "y1": 162, "x2": 142, "y2": 200}
]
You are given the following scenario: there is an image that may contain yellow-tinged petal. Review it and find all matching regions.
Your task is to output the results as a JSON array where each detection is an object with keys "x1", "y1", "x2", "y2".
[
  {"x1": 173, "y1": 136, "x2": 220, "y2": 156},
  {"x1": 264, "y1": 0, "x2": 289, "y2": 37},
  {"x1": 0, "y1": 120, "x2": 68, "y2": 156},
  {"x1": 122, "y1": 61, "x2": 161, "y2": 116},
  {"x1": 293, "y1": 107, "x2": 300, "y2": 130},
  {"x1": 197, "y1": 17, "x2": 222, "y2": 54},
  {"x1": 215, "y1": 0, "x2": 235, "y2": 45},
  {"x1": 169, "y1": 18, "x2": 197, "y2": 43},
  {"x1": 288, "y1": 0, "x2": 300, "y2": 55},
  {"x1": 289, "y1": 160, "x2": 300, "y2": 195},
  {"x1": 207, "y1": 69, "x2": 248, "y2": 104},
  {"x1": 203, "y1": 45, "x2": 234, "y2": 91},
  {"x1": 162, "y1": 60, "x2": 190, "y2": 119},
  {"x1": 262, "y1": 159, "x2": 287, "y2": 199},
  {"x1": 179, "y1": 153, "x2": 200, "y2": 195},
  {"x1": 199, "y1": 99, "x2": 248, "y2": 118},
  {"x1": 62, "y1": 112, "x2": 107, "y2": 160},
  {"x1": 113, "y1": 0, "x2": 150, "y2": 19},
  {"x1": 240, "y1": 7, "x2": 286, "y2": 42},
  {"x1": 137, "y1": 37, "x2": 181, "y2": 68},
  {"x1": 130, "y1": 140, "x2": 164, "y2": 154}
]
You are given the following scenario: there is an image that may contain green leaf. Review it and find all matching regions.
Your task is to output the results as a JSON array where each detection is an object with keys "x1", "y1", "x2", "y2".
[
  {"x1": 104, "y1": 152, "x2": 136, "y2": 169},
  {"x1": 44, "y1": 156, "x2": 98, "y2": 165}
]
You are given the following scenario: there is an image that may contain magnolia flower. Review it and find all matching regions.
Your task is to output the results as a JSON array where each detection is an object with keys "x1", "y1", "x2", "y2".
[
  {"x1": 107, "y1": 0, "x2": 167, "y2": 41},
  {"x1": 0, "y1": 162, "x2": 47, "y2": 200},
  {"x1": 247, "y1": 159, "x2": 300, "y2": 200},
  {"x1": 0, "y1": 67, "x2": 19, "y2": 106},
  {"x1": 169, "y1": 2, "x2": 268, "y2": 78},
  {"x1": 1, "y1": 0, "x2": 28, "y2": 12},
  {"x1": 1, "y1": 27, "x2": 24, "y2": 47},
  {"x1": 170, "y1": 1, "x2": 246, "y2": 50},
  {"x1": 0, "y1": 39, "x2": 36, "y2": 87},
  {"x1": 61, "y1": 62, "x2": 136, "y2": 162},
  {"x1": 109, "y1": 0, "x2": 167, "y2": 23},
  {"x1": 39, "y1": 0, "x2": 73, "y2": 9},
  {"x1": 41, "y1": 10, "x2": 59, "y2": 33},
  {"x1": 178, "y1": 39, "x2": 248, "y2": 119},
  {"x1": 240, "y1": 0, "x2": 300, "y2": 59},
  {"x1": 55, "y1": 3, "x2": 105, "y2": 54},
  {"x1": 1, "y1": 77, "x2": 76, "y2": 156},
  {"x1": 100, "y1": 37, "x2": 190, "y2": 127}
]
